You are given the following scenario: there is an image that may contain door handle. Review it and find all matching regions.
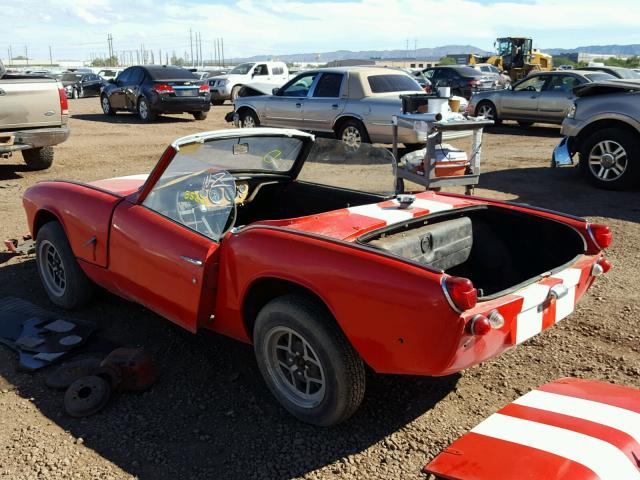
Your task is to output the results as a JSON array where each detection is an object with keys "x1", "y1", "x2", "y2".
[
  {"x1": 295, "y1": 103, "x2": 302, "y2": 108},
  {"x1": 331, "y1": 104, "x2": 339, "y2": 109},
  {"x1": 180, "y1": 256, "x2": 203, "y2": 267}
]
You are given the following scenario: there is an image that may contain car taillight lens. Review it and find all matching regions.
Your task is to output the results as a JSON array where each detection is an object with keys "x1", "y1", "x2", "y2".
[
  {"x1": 199, "y1": 84, "x2": 209, "y2": 93},
  {"x1": 444, "y1": 276, "x2": 477, "y2": 312},
  {"x1": 589, "y1": 223, "x2": 612, "y2": 250},
  {"x1": 468, "y1": 314, "x2": 491, "y2": 335},
  {"x1": 154, "y1": 83, "x2": 174, "y2": 93},
  {"x1": 598, "y1": 257, "x2": 612, "y2": 273},
  {"x1": 58, "y1": 87, "x2": 69, "y2": 115}
]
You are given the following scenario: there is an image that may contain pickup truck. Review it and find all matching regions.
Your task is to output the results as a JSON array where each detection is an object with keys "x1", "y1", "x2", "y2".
[
  {"x1": 0, "y1": 59, "x2": 70, "y2": 170},
  {"x1": 208, "y1": 61, "x2": 289, "y2": 105}
]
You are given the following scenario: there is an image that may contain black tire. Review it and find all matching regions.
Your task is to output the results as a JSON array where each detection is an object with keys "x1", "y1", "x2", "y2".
[
  {"x1": 101, "y1": 94, "x2": 116, "y2": 116},
  {"x1": 518, "y1": 121, "x2": 534, "y2": 127},
  {"x1": 335, "y1": 118, "x2": 370, "y2": 153},
  {"x1": 230, "y1": 85, "x2": 242, "y2": 102},
  {"x1": 36, "y1": 221, "x2": 94, "y2": 309},
  {"x1": 137, "y1": 96, "x2": 156, "y2": 121},
  {"x1": 211, "y1": 99, "x2": 225, "y2": 106},
  {"x1": 475, "y1": 101, "x2": 502, "y2": 125},
  {"x1": 579, "y1": 127, "x2": 640, "y2": 190},
  {"x1": 22, "y1": 147, "x2": 54, "y2": 170},
  {"x1": 72, "y1": 88, "x2": 79, "y2": 99},
  {"x1": 239, "y1": 109, "x2": 259, "y2": 128},
  {"x1": 192, "y1": 111, "x2": 208, "y2": 120},
  {"x1": 253, "y1": 294, "x2": 366, "y2": 426}
]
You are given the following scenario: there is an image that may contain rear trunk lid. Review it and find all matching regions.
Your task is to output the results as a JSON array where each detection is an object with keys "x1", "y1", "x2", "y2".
[
  {"x1": 154, "y1": 79, "x2": 204, "y2": 97},
  {"x1": 424, "y1": 378, "x2": 640, "y2": 480}
]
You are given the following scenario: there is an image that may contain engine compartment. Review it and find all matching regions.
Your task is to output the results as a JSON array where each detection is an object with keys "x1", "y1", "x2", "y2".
[{"x1": 361, "y1": 205, "x2": 586, "y2": 297}]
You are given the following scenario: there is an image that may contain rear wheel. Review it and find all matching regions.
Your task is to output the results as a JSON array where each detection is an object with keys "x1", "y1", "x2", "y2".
[
  {"x1": 36, "y1": 222, "x2": 94, "y2": 309},
  {"x1": 137, "y1": 97, "x2": 156, "y2": 121},
  {"x1": 475, "y1": 101, "x2": 501, "y2": 125},
  {"x1": 22, "y1": 147, "x2": 54, "y2": 170},
  {"x1": 101, "y1": 95, "x2": 116, "y2": 116},
  {"x1": 192, "y1": 111, "x2": 207, "y2": 120},
  {"x1": 72, "y1": 88, "x2": 79, "y2": 99},
  {"x1": 211, "y1": 99, "x2": 225, "y2": 106},
  {"x1": 336, "y1": 119, "x2": 370, "y2": 153},
  {"x1": 239, "y1": 109, "x2": 259, "y2": 128},
  {"x1": 580, "y1": 128, "x2": 640, "y2": 190},
  {"x1": 253, "y1": 294, "x2": 366, "y2": 426}
]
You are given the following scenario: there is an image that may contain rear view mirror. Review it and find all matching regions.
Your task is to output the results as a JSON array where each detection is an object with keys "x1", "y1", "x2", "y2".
[{"x1": 272, "y1": 87, "x2": 280, "y2": 95}]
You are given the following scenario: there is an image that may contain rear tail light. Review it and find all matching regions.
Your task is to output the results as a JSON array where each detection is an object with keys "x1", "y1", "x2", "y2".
[
  {"x1": 588, "y1": 223, "x2": 612, "y2": 250},
  {"x1": 592, "y1": 257, "x2": 612, "y2": 277},
  {"x1": 199, "y1": 84, "x2": 210, "y2": 93},
  {"x1": 154, "y1": 83, "x2": 174, "y2": 93},
  {"x1": 468, "y1": 314, "x2": 491, "y2": 335},
  {"x1": 443, "y1": 276, "x2": 478, "y2": 312},
  {"x1": 58, "y1": 87, "x2": 69, "y2": 115}
]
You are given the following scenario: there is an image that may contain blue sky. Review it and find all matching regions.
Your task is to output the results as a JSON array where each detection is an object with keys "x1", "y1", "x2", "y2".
[{"x1": 3, "y1": 0, "x2": 640, "y2": 61}]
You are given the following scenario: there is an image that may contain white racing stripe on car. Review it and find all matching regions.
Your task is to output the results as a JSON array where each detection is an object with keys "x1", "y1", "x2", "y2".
[
  {"x1": 513, "y1": 390, "x2": 640, "y2": 445},
  {"x1": 347, "y1": 204, "x2": 415, "y2": 225},
  {"x1": 550, "y1": 268, "x2": 581, "y2": 322},
  {"x1": 514, "y1": 283, "x2": 550, "y2": 344},
  {"x1": 409, "y1": 198, "x2": 454, "y2": 213},
  {"x1": 472, "y1": 414, "x2": 640, "y2": 480}
]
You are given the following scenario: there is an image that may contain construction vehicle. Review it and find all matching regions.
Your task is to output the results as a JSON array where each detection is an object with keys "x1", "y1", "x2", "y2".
[{"x1": 448, "y1": 37, "x2": 553, "y2": 82}]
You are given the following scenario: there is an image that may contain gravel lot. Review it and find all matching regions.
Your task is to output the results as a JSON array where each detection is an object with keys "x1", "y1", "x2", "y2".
[{"x1": 1, "y1": 98, "x2": 638, "y2": 480}]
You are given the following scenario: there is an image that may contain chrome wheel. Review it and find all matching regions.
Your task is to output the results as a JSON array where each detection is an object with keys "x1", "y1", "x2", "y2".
[
  {"x1": 341, "y1": 126, "x2": 362, "y2": 151},
  {"x1": 263, "y1": 326, "x2": 326, "y2": 409},
  {"x1": 589, "y1": 140, "x2": 628, "y2": 182},
  {"x1": 101, "y1": 96, "x2": 110, "y2": 114},
  {"x1": 39, "y1": 240, "x2": 66, "y2": 297},
  {"x1": 477, "y1": 104, "x2": 494, "y2": 120},
  {"x1": 138, "y1": 99, "x2": 148, "y2": 120},
  {"x1": 242, "y1": 115, "x2": 256, "y2": 128}
]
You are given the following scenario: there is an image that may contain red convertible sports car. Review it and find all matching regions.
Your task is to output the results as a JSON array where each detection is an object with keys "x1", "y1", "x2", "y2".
[{"x1": 23, "y1": 128, "x2": 612, "y2": 425}]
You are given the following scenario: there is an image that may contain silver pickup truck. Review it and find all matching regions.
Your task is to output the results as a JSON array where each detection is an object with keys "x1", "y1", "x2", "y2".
[{"x1": 0, "y1": 59, "x2": 70, "y2": 170}]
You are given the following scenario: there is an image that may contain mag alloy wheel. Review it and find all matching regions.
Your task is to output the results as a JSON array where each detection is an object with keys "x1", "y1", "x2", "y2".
[
  {"x1": 242, "y1": 115, "x2": 256, "y2": 128},
  {"x1": 263, "y1": 326, "x2": 326, "y2": 409},
  {"x1": 341, "y1": 126, "x2": 362, "y2": 151},
  {"x1": 38, "y1": 239, "x2": 66, "y2": 297},
  {"x1": 588, "y1": 140, "x2": 628, "y2": 182},
  {"x1": 477, "y1": 103, "x2": 495, "y2": 120},
  {"x1": 101, "y1": 96, "x2": 111, "y2": 114}
]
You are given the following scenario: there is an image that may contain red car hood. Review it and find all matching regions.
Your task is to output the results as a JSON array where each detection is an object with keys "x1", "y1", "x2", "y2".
[
  {"x1": 425, "y1": 378, "x2": 640, "y2": 480},
  {"x1": 259, "y1": 191, "x2": 476, "y2": 241},
  {"x1": 89, "y1": 174, "x2": 149, "y2": 196}
]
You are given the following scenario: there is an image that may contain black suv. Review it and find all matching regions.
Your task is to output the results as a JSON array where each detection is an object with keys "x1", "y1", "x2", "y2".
[
  {"x1": 61, "y1": 72, "x2": 104, "y2": 99},
  {"x1": 100, "y1": 65, "x2": 211, "y2": 121},
  {"x1": 422, "y1": 65, "x2": 497, "y2": 99}
]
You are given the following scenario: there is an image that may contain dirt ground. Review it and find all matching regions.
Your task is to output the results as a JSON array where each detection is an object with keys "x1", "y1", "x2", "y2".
[{"x1": 0, "y1": 98, "x2": 638, "y2": 480}]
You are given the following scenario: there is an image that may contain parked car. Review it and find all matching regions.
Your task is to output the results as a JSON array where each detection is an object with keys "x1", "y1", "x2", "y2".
[
  {"x1": 0, "y1": 59, "x2": 69, "y2": 170},
  {"x1": 581, "y1": 66, "x2": 640, "y2": 80},
  {"x1": 425, "y1": 377, "x2": 639, "y2": 480},
  {"x1": 208, "y1": 61, "x2": 289, "y2": 105},
  {"x1": 469, "y1": 70, "x2": 617, "y2": 126},
  {"x1": 231, "y1": 67, "x2": 467, "y2": 151},
  {"x1": 61, "y1": 72, "x2": 104, "y2": 99},
  {"x1": 23, "y1": 128, "x2": 611, "y2": 425},
  {"x1": 552, "y1": 80, "x2": 640, "y2": 189},
  {"x1": 97, "y1": 68, "x2": 123, "y2": 81},
  {"x1": 421, "y1": 65, "x2": 498, "y2": 99},
  {"x1": 558, "y1": 64, "x2": 574, "y2": 70},
  {"x1": 100, "y1": 65, "x2": 211, "y2": 121}
]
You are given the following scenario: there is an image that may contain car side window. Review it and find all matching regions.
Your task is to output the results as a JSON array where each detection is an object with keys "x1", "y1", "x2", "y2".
[
  {"x1": 423, "y1": 69, "x2": 435, "y2": 80},
  {"x1": 544, "y1": 74, "x2": 582, "y2": 92},
  {"x1": 129, "y1": 68, "x2": 144, "y2": 86},
  {"x1": 116, "y1": 68, "x2": 132, "y2": 86},
  {"x1": 271, "y1": 66, "x2": 284, "y2": 75},
  {"x1": 279, "y1": 73, "x2": 319, "y2": 97},
  {"x1": 254, "y1": 64, "x2": 268, "y2": 76},
  {"x1": 312, "y1": 73, "x2": 343, "y2": 98},
  {"x1": 514, "y1": 76, "x2": 547, "y2": 92}
]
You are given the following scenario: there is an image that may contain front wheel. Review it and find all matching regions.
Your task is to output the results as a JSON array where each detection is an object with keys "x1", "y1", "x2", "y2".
[
  {"x1": 22, "y1": 147, "x2": 54, "y2": 170},
  {"x1": 36, "y1": 222, "x2": 94, "y2": 309},
  {"x1": 253, "y1": 295, "x2": 366, "y2": 426},
  {"x1": 192, "y1": 111, "x2": 207, "y2": 120},
  {"x1": 239, "y1": 110, "x2": 259, "y2": 128},
  {"x1": 72, "y1": 88, "x2": 79, "y2": 99},
  {"x1": 580, "y1": 128, "x2": 640, "y2": 190},
  {"x1": 101, "y1": 95, "x2": 116, "y2": 116}
]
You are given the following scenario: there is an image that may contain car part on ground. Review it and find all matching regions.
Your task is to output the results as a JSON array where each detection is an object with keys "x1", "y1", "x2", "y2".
[
  {"x1": 553, "y1": 80, "x2": 640, "y2": 189},
  {"x1": 46, "y1": 357, "x2": 103, "y2": 389},
  {"x1": 64, "y1": 375, "x2": 112, "y2": 417},
  {"x1": 424, "y1": 377, "x2": 640, "y2": 480}
]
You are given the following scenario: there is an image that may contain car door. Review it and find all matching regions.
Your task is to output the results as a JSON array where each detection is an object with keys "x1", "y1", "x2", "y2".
[
  {"x1": 537, "y1": 74, "x2": 582, "y2": 123},
  {"x1": 124, "y1": 67, "x2": 145, "y2": 110},
  {"x1": 263, "y1": 72, "x2": 319, "y2": 128},
  {"x1": 107, "y1": 67, "x2": 131, "y2": 109},
  {"x1": 500, "y1": 74, "x2": 548, "y2": 120},
  {"x1": 302, "y1": 72, "x2": 346, "y2": 131},
  {"x1": 251, "y1": 63, "x2": 270, "y2": 82}
]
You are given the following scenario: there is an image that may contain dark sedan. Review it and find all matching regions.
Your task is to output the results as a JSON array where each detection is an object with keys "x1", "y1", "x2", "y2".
[
  {"x1": 100, "y1": 65, "x2": 210, "y2": 121},
  {"x1": 61, "y1": 72, "x2": 104, "y2": 99},
  {"x1": 421, "y1": 65, "x2": 497, "y2": 99}
]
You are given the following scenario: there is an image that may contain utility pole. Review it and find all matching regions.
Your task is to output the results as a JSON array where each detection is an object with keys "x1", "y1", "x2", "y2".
[
  {"x1": 49, "y1": 46, "x2": 53, "y2": 66},
  {"x1": 25, "y1": 45, "x2": 28, "y2": 66},
  {"x1": 199, "y1": 32, "x2": 203, "y2": 68},
  {"x1": 159, "y1": 49, "x2": 162, "y2": 65},
  {"x1": 107, "y1": 33, "x2": 113, "y2": 65},
  {"x1": 214, "y1": 39, "x2": 218, "y2": 66},
  {"x1": 414, "y1": 39, "x2": 417, "y2": 59},
  {"x1": 190, "y1": 28, "x2": 194, "y2": 68},
  {"x1": 221, "y1": 38, "x2": 225, "y2": 67}
]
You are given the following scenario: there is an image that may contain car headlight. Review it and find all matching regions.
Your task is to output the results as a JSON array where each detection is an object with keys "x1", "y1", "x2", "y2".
[{"x1": 567, "y1": 103, "x2": 577, "y2": 119}]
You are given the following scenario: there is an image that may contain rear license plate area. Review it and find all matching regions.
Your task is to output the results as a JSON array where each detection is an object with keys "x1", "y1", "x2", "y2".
[{"x1": 174, "y1": 89, "x2": 198, "y2": 97}]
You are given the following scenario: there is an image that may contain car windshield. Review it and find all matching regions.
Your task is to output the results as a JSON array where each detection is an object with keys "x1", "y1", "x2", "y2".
[
  {"x1": 299, "y1": 138, "x2": 395, "y2": 195},
  {"x1": 149, "y1": 67, "x2": 196, "y2": 80},
  {"x1": 368, "y1": 74, "x2": 422, "y2": 93},
  {"x1": 584, "y1": 72, "x2": 616, "y2": 82},
  {"x1": 229, "y1": 63, "x2": 255, "y2": 75},
  {"x1": 62, "y1": 73, "x2": 82, "y2": 81}
]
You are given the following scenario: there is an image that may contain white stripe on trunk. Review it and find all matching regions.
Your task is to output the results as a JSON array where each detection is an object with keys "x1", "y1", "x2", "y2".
[
  {"x1": 472, "y1": 414, "x2": 640, "y2": 480},
  {"x1": 347, "y1": 204, "x2": 414, "y2": 225},
  {"x1": 410, "y1": 198, "x2": 454, "y2": 212},
  {"x1": 513, "y1": 389, "x2": 640, "y2": 445}
]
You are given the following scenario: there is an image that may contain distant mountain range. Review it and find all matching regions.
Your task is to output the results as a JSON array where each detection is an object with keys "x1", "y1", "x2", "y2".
[{"x1": 232, "y1": 44, "x2": 640, "y2": 63}]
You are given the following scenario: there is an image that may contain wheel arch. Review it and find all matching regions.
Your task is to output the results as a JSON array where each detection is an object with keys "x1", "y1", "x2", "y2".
[
  {"x1": 575, "y1": 119, "x2": 640, "y2": 155},
  {"x1": 242, "y1": 276, "x2": 342, "y2": 341},
  {"x1": 332, "y1": 114, "x2": 368, "y2": 134},
  {"x1": 32, "y1": 209, "x2": 63, "y2": 240},
  {"x1": 236, "y1": 105, "x2": 259, "y2": 119}
]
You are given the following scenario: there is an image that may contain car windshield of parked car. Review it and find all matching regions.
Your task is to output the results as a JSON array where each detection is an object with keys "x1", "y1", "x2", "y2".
[
  {"x1": 62, "y1": 73, "x2": 82, "y2": 82},
  {"x1": 514, "y1": 76, "x2": 547, "y2": 92},
  {"x1": 98, "y1": 70, "x2": 118, "y2": 77},
  {"x1": 584, "y1": 72, "x2": 616, "y2": 82},
  {"x1": 298, "y1": 138, "x2": 395, "y2": 195},
  {"x1": 368, "y1": 74, "x2": 422, "y2": 93},
  {"x1": 229, "y1": 63, "x2": 255, "y2": 75}
]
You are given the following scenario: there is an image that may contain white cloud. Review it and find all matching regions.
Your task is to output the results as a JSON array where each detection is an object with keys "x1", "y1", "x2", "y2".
[{"x1": 4, "y1": 0, "x2": 640, "y2": 60}]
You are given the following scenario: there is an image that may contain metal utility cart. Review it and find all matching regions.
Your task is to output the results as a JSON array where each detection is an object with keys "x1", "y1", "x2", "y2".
[{"x1": 391, "y1": 113, "x2": 494, "y2": 195}]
